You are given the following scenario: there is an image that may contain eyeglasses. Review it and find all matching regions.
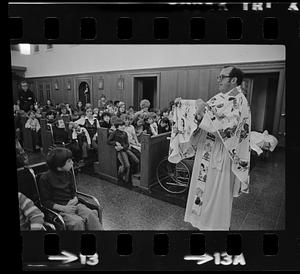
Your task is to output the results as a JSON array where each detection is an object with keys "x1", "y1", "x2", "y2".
[{"x1": 217, "y1": 74, "x2": 232, "y2": 82}]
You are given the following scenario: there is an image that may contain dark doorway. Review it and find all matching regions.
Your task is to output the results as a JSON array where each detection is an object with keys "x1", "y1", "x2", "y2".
[
  {"x1": 244, "y1": 73, "x2": 279, "y2": 134},
  {"x1": 78, "y1": 81, "x2": 91, "y2": 106},
  {"x1": 133, "y1": 77, "x2": 158, "y2": 111}
]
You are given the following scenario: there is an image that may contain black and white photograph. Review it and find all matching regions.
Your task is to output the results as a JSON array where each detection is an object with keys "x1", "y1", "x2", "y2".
[{"x1": 12, "y1": 44, "x2": 285, "y2": 231}]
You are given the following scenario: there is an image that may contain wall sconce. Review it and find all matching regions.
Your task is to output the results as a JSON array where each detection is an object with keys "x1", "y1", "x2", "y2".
[
  {"x1": 117, "y1": 77, "x2": 124, "y2": 90},
  {"x1": 54, "y1": 81, "x2": 59, "y2": 90},
  {"x1": 67, "y1": 81, "x2": 71, "y2": 90},
  {"x1": 98, "y1": 78, "x2": 104, "y2": 90}
]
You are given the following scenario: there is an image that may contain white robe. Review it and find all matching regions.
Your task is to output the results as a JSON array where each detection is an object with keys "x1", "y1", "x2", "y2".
[{"x1": 169, "y1": 86, "x2": 251, "y2": 230}]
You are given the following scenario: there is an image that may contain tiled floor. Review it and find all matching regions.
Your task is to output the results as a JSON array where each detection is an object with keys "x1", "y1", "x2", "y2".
[
  {"x1": 74, "y1": 148, "x2": 285, "y2": 230},
  {"x1": 27, "y1": 147, "x2": 285, "y2": 230}
]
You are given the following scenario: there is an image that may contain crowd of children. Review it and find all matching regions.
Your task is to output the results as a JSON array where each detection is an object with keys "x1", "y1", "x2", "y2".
[
  {"x1": 15, "y1": 94, "x2": 176, "y2": 231},
  {"x1": 14, "y1": 95, "x2": 174, "y2": 182}
]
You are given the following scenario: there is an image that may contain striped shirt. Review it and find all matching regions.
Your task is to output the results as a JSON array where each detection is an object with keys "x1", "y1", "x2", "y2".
[{"x1": 18, "y1": 192, "x2": 44, "y2": 231}]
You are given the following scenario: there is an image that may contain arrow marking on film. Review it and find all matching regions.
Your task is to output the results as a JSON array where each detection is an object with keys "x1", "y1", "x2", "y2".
[
  {"x1": 184, "y1": 254, "x2": 214, "y2": 265},
  {"x1": 48, "y1": 251, "x2": 78, "y2": 264}
]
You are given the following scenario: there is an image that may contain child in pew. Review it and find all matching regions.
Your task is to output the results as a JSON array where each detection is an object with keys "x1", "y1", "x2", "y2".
[
  {"x1": 39, "y1": 147, "x2": 103, "y2": 230},
  {"x1": 71, "y1": 110, "x2": 80, "y2": 122},
  {"x1": 133, "y1": 117, "x2": 146, "y2": 143},
  {"x1": 143, "y1": 112, "x2": 158, "y2": 136},
  {"x1": 59, "y1": 104, "x2": 71, "y2": 125},
  {"x1": 69, "y1": 122, "x2": 91, "y2": 162},
  {"x1": 158, "y1": 117, "x2": 171, "y2": 134},
  {"x1": 107, "y1": 118, "x2": 139, "y2": 182},
  {"x1": 122, "y1": 114, "x2": 141, "y2": 153},
  {"x1": 25, "y1": 110, "x2": 41, "y2": 151},
  {"x1": 19, "y1": 192, "x2": 45, "y2": 231},
  {"x1": 99, "y1": 111, "x2": 112, "y2": 129}
]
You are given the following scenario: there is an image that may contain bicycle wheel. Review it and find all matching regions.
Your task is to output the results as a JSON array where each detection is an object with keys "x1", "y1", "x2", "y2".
[{"x1": 156, "y1": 157, "x2": 191, "y2": 194}]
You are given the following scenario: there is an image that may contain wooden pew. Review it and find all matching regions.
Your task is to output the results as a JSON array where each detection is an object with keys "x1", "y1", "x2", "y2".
[
  {"x1": 95, "y1": 127, "x2": 171, "y2": 191},
  {"x1": 95, "y1": 127, "x2": 118, "y2": 183},
  {"x1": 139, "y1": 132, "x2": 171, "y2": 191},
  {"x1": 20, "y1": 116, "x2": 34, "y2": 152}
]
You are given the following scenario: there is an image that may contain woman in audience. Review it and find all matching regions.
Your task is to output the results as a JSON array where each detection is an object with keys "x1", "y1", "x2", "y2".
[
  {"x1": 25, "y1": 110, "x2": 41, "y2": 151},
  {"x1": 134, "y1": 99, "x2": 150, "y2": 120}
]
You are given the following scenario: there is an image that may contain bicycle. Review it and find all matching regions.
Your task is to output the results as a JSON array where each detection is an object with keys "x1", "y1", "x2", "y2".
[{"x1": 156, "y1": 155, "x2": 194, "y2": 194}]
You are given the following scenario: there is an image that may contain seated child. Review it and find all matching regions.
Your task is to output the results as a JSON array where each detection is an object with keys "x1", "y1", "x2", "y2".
[
  {"x1": 108, "y1": 115, "x2": 118, "y2": 134},
  {"x1": 143, "y1": 112, "x2": 158, "y2": 136},
  {"x1": 133, "y1": 117, "x2": 146, "y2": 143},
  {"x1": 107, "y1": 118, "x2": 139, "y2": 182},
  {"x1": 127, "y1": 106, "x2": 135, "y2": 120},
  {"x1": 71, "y1": 110, "x2": 80, "y2": 122},
  {"x1": 39, "y1": 147, "x2": 103, "y2": 230},
  {"x1": 59, "y1": 104, "x2": 71, "y2": 125},
  {"x1": 122, "y1": 114, "x2": 141, "y2": 153},
  {"x1": 19, "y1": 192, "x2": 45, "y2": 231},
  {"x1": 35, "y1": 108, "x2": 43, "y2": 120},
  {"x1": 158, "y1": 117, "x2": 171, "y2": 134},
  {"x1": 99, "y1": 112, "x2": 111, "y2": 129},
  {"x1": 69, "y1": 122, "x2": 91, "y2": 162},
  {"x1": 93, "y1": 108, "x2": 100, "y2": 120},
  {"x1": 25, "y1": 110, "x2": 41, "y2": 150}
]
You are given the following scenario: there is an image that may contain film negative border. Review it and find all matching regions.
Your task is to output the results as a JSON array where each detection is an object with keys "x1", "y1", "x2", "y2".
[
  {"x1": 8, "y1": 1, "x2": 300, "y2": 272},
  {"x1": 8, "y1": 3, "x2": 300, "y2": 43}
]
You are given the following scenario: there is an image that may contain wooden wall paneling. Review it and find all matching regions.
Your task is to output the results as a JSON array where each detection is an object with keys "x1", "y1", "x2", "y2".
[
  {"x1": 64, "y1": 77, "x2": 72, "y2": 106},
  {"x1": 177, "y1": 69, "x2": 188, "y2": 100},
  {"x1": 160, "y1": 70, "x2": 178, "y2": 109},
  {"x1": 115, "y1": 73, "x2": 124, "y2": 102},
  {"x1": 51, "y1": 77, "x2": 60, "y2": 104},
  {"x1": 208, "y1": 68, "x2": 220, "y2": 99},
  {"x1": 198, "y1": 69, "x2": 211, "y2": 101},
  {"x1": 124, "y1": 73, "x2": 133, "y2": 108},
  {"x1": 104, "y1": 73, "x2": 114, "y2": 102},
  {"x1": 93, "y1": 74, "x2": 103, "y2": 106}
]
